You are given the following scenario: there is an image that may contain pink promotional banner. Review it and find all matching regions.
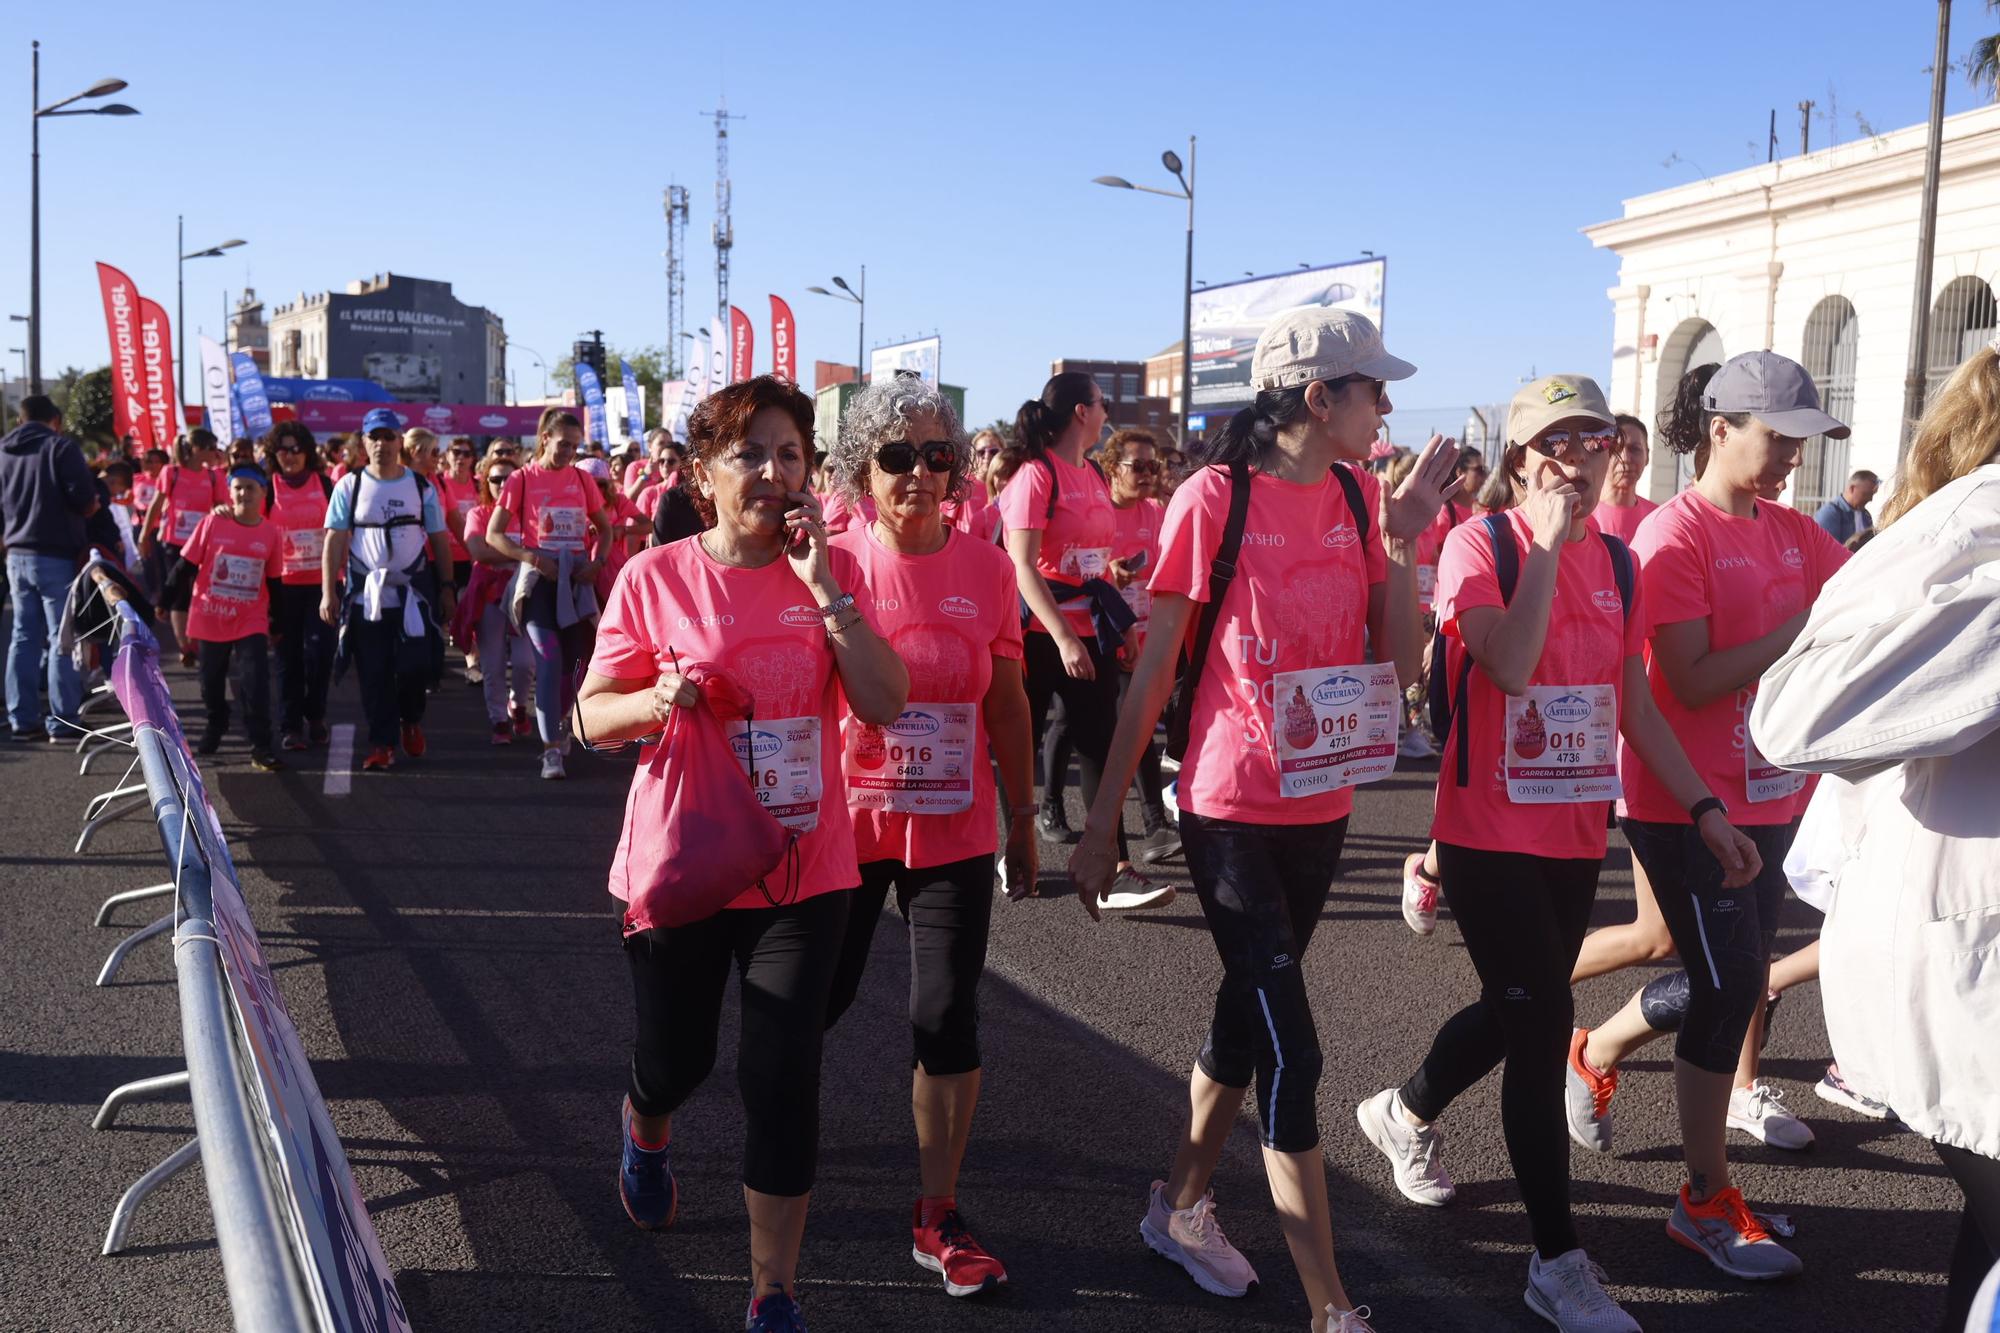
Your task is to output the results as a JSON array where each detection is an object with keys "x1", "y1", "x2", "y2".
[
  {"x1": 137, "y1": 297, "x2": 182, "y2": 447},
  {"x1": 729, "y1": 305, "x2": 753, "y2": 382},
  {"x1": 95, "y1": 263, "x2": 152, "y2": 447},
  {"x1": 291, "y1": 400, "x2": 552, "y2": 436},
  {"x1": 770, "y1": 295, "x2": 795, "y2": 383}
]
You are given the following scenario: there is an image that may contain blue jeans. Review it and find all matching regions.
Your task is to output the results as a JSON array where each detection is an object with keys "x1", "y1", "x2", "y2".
[
  {"x1": 6, "y1": 550, "x2": 82, "y2": 735},
  {"x1": 521, "y1": 578, "x2": 591, "y2": 746}
]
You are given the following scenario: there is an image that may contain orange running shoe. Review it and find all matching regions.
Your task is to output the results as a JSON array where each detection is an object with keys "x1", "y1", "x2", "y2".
[
  {"x1": 1564, "y1": 1027, "x2": 1618, "y2": 1153},
  {"x1": 911, "y1": 1198, "x2": 1007, "y2": 1298},
  {"x1": 400, "y1": 722, "x2": 426, "y2": 757},
  {"x1": 1667, "y1": 1184, "x2": 1802, "y2": 1279}
]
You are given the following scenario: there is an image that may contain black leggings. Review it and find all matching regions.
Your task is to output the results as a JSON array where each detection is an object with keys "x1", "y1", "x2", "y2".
[
  {"x1": 197, "y1": 634, "x2": 272, "y2": 751},
  {"x1": 824, "y1": 854, "x2": 995, "y2": 1076},
  {"x1": 1618, "y1": 819, "x2": 1796, "y2": 1074},
  {"x1": 1181, "y1": 812, "x2": 1348, "y2": 1154},
  {"x1": 1043, "y1": 671, "x2": 1167, "y2": 822},
  {"x1": 1024, "y1": 631, "x2": 1128, "y2": 859},
  {"x1": 1937, "y1": 1141, "x2": 2000, "y2": 1332},
  {"x1": 270, "y1": 584, "x2": 332, "y2": 732},
  {"x1": 1399, "y1": 843, "x2": 1600, "y2": 1260},
  {"x1": 625, "y1": 890, "x2": 851, "y2": 1197}
]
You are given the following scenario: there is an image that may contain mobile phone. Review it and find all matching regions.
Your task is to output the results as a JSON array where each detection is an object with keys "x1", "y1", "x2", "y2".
[
  {"x1": 785, "y1": 503, "x2": 808, "y2": 552},
  {"x1": 1123, "y1": 549, "x2": 1149, "y2": 573}
]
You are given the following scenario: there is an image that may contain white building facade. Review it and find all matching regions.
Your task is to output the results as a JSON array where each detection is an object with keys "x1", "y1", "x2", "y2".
[{"x1": 1584, "y1": 102, "x2": 2000, "y2": 511}]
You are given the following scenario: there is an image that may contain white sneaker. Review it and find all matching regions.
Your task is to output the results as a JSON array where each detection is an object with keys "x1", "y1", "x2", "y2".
[
  {"x1": 1813, "y1": 1064, "x2": 1893, "y2": 1120},
  {"x1": 1727, "y1": 1080, "x2": 1815, "y2": 1151},
  {"x1": 1398, "y1": 728, "x2": 1436, "y2": 760},
  {"x1": 1524, "y1": 1248, "x2": 1639, "y2": 1332},
  {"x1": 1101, "y1": 868, "x2": 1176, "y2": 911},
  {"x1": 1400, "y1": 852, "x2": 1439, "y2": 936},
  {"x1": 1322, "y1": 1304, "x2": 1376, "y2": 1332},
  {"x1": 540, "y1": 747, "x2": 566, "y2": 780},
  {"x1": 1140, "y1": 1180, "x2": 1258, "y2": 1297},
  {"x1": 1355, "y1": 1088, "x2": 1455, "y2": 1206}
]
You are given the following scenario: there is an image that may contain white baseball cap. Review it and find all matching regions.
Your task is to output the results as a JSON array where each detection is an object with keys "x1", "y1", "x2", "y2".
[{"x1": 1251, "y1": 307, "x2": 1415, "y2": 392}]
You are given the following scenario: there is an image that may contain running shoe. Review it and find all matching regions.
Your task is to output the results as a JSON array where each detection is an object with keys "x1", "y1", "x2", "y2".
[
  {"x1": 362, "y1": 746, "x2": 394, "y2": 772},
  {"x1": 1813, "y1": 1063, "x2": 1893, "y2": 1120},
  {"x1": 400, "y1": 722, "x2": 427, "y2": 758},
  {"x1": 1037, "y1": 803, "x2": 1080, "y2": 844},
  {"x1": 1524, "y1": 1248, "x2": 1639, "y2": 1332},
  {"x1": 911, "y1": 1199, "x2": 1007, "y2": 1297},
  {"x1": 744, "y1": 1291, "x2": 807, "y2": 1332},
  {"x1": 1140, "y1": 1179, "x2": 1258, "y2": 1297},
  {"x1": 1401, "y1": 852, "x2": 1440, "y2": 936},
  {"x1": 1727, "y1": 1080, "x2": 1815, "y2": 1151},
  {"x1": 618, "y1": 1097, "x2": 676, "y2": 1230},
  {"x1": 1565, "y1": 1027, "x2": 1618, "y2": 1154},
  {"x1": 541, "y1": 748, "x2": 566, "y2": 780},
  {"x1": 511, "y1": 705, "x2": 533, "y2": 738},
  {"x1": 1666, "y1": 1184, "x2": 1803, "y2": 1279},
  {"x1": 196, "y1": 728, "x2": 224, "y2": 756},
  {"x1": 1101, "y1": 868, "x2": 1176, "y2": 911},
  {"x1": 491, "y1": 721, "x2": 514, "y2": 746},
  {"x1": 309, "y1": 720, "x2": 330, "y2": 746},
  {"x1": 1321, "y1": 1305, "x2": 1377, "y2": 1332},
  {"x1": 1136, "y1": 810, "x2": 1182, "y2": 864},
  {"x1": 1398, "y1": 727, "x2": 1436, "y2": 760},
  {"x1": 1355, "y1": 1088, "x2": 1456, "y2": 1206},
  {"x1": 281, "y1": 731, "x2": 309, "y2": 752},
  {"x1": 249, "y1": 750, "x2": 285, "y2": 773}
]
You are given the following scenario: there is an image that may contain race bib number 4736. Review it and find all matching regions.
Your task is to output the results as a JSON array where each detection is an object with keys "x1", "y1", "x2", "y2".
[{"x1": 1503, "y1": 685, "x2": 1620, "y2": 804}]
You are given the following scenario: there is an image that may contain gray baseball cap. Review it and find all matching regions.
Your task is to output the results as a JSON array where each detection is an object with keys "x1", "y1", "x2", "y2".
[
  {"x1": 1704, "y1": 350, "x2": 1849, "y2": 439},
  {"x1": 1251, "y1": 307, "x2": 1415, "y2": 391}
]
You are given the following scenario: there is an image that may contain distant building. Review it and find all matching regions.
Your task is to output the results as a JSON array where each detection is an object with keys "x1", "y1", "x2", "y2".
[
  {"x1": 228, "y1": 288, "x2": 269, "y2": 372},
  {"x1": 268, "y1": 273, "x2": 505, "y2": 404},
  {"x1": 1049, "y1": 357, "x2": 1175, "y2": 438},
  {"x1": 1144, "y1": 343, "x2": 1184, "y2": 419},
  {"x1": 1585, "y1": 101, "x2": 2000, "y2": 512}
]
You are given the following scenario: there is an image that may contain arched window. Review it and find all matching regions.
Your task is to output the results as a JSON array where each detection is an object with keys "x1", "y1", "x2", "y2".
[
  {"x1": 1656, "y1": 319, "x2": 1723, "y2": 494},
  {"x1": 1797, "y1": 297, "x2": 1858, "y2": 513},
  {"x1": 1927, "y1": 277, "x2": 1997, "y2": 405}
]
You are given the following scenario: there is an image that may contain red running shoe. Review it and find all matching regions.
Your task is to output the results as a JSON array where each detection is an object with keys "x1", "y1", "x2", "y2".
[
  {"x1": 912, "y1": 1198, "x2": 1007, "y2": 1297},
  {"x1": 400, "y1": 723, "x2": 426, "y2": 758},
  {"x1": 362, "y1": 746, "x2": 394, "y2": 772}
]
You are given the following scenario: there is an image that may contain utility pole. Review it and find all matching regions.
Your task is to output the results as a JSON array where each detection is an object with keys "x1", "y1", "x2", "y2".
[
  {"x1": 662, "y1": 183, "x2": 689, "y2": 379},
  {"x1": 702, "y1": 101, "x2": 745, "y2": 324},
  {"x1": 1768, "y1": 108, "x2": 1778, "y2": 163},
  {"x1": 1901, "y1": 0, "x2": 1953, "y2": 452},
  {"x1": 1798, "y1": 100, "x2": 1815, "y2": 155}
]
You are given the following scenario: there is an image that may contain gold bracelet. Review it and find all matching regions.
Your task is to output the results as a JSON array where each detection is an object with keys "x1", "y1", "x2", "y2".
[{"x1": 827, "y1": 610, "x2": 864, "y2": 637}]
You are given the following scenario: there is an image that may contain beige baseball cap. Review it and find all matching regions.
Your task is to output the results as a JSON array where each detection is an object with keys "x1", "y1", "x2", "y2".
[
  {"x1": 1506, "y1": 374, "x2": 1615, "y2": 446},
  {"x1": 1251, "y1": 307, "x2": 1415, "y2": 392}
]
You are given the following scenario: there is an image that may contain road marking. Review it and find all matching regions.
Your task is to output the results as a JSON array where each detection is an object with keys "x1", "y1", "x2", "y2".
[{"x1": 323, "y1": 724, "x2": 355, "y2": 796}]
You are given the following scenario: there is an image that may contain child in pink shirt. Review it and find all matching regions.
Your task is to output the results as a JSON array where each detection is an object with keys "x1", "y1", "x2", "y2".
[{"x1": 176, "y1": 466, "x2": 285, "y2": 768}]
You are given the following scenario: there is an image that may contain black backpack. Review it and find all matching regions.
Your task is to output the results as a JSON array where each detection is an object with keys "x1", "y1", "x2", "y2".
[
  {"x1": 1427, "y1": 515, "x2": 1635, "y2": 787},
  {"x1": 1163, "y1": 461, "x2": 1370, "y2": 762}
]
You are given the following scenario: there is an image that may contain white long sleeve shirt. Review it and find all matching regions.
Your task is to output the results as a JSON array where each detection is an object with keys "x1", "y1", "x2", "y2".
[{"x1": 1751, "y1": 462, "x2": 2000, "y2": 1159}]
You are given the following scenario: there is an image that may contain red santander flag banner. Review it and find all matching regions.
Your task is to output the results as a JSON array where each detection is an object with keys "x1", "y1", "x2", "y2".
[
  {"x1": 137, "y1": 297, "x2": 182, "y2": 446},
  {"x1": 729, "y1": 305, "x2": 754, "y2": 383},
  {"x1": 769, "y1": 295, "x2": 796, "y2": 383},
  {"x1": 95, "y1": 263, "x2": 152, "y2": 447}
]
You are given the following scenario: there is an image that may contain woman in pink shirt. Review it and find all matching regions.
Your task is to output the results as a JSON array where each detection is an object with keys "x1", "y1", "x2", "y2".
[
  {"x1": 1357, "y1": 376, "x2": 1757, "y2": 1331},
  {"x1": 576, "y1": 377, "x2": 907, "y2": 1333},
  {"x1": 1590, "y1": 414, "x2": 1658, "y2": 544},
  {"x1": 1071, "y1": 308, "x2": 1455, "y2": 1332},
  {"x1": 461, "y1": 455, "x2": 535, "y2": 744},
  {"x1": 138, "y1": 431, "x2": 228, "y2": 664},
  {"x1": 433, "y1": 436, "x2": 480, "y2": 589},
  {"x1": 263, "y1": 422, "x2": 335, "y2": 752},
  {"x1": 174, "y1": 465, "x2": 286, "y2": 770},
  {"x1": 818, "y1": 377, "x2": 1034, "y2": 1301}
]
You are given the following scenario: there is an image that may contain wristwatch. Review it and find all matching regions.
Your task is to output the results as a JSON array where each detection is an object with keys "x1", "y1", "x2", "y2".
[
  {"x1": 816, "y1": 591, "x2": 856, "y2": 620},
  {"x1": 1688, "y1": 796, "x2": 1728, "y2": 823}
]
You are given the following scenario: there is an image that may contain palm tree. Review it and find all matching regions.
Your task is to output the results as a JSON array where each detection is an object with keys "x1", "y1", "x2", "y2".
[{"x1": 1971, "y1": 1, "x2": 2000, "y2": 100}]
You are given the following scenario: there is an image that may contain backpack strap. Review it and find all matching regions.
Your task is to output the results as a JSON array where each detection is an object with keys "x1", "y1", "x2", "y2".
[
  {"x1": 1597, "y1": 531, "x2": 1634, "y2": 625},
  {"x1": 1165, "y1": 460, "x2": 1252, "y2": 754},
  {"x1": 1039, "y1": 453, "x2": 1110, "y2": 522},
  {"x1": 1331, "y1": 462, "x2": 1372, "y2": 548},
  {"x1": 1450, "y1": 514, "x2": 1518, "y2": 787}
]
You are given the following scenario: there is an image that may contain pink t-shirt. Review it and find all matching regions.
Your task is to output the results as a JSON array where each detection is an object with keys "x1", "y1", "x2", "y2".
[
  {"x1": 822, "y1": 490, "x2": 877, "y2": 535},
  {"x1": 463, "y1": 502, "x2": 507, "y2": 560},
  {"x1": 498, "y1": 462, "x2": 604, "y2": 554},
  {"x1": 995, "y1": 454, "x2": 1118, "y2": 638},
  {"x1": 1149, "y1": 462, "x2": 1386, "y2": 825},
  {"x1": 180, "y1": 513, "x2": 283, "y2": 644},
  {"x1": 267, "y1": 471, "x2": 331, "y2": 587},
  {"x1": 1110, "y1": 497, "x2": 1165, "y2": 658},
  {"x1": 1620, "y1": 490, "x2": 1849, "y2": 824},
  {"x1": 590, "y1": 537, "x2": 872, "y2": 911},
  {"x1": 1592, "y1": 495, "x2": 1657, "y2": 544},
  {"x1": 1430, "y1": 511, "x2": 1649, "y2": 859},
  {"x1": 942, "y1": 486, "x2": 992, "y2": 538},
  {"x1": 160, "y1": 465, "x2": 226, "y2": 548},
  {"x1": 434, "y1": 473, "x2": 478, "y2": 562},
  {"x1": 595, "y1": 491, "x2": 647, "y2": 579},
  {"x1": 1414, "y1": 500, "x2": 1469, "y2": 615},
  {"x1": 831, "y1": 524, "x2": 1024, "y2": 870}
]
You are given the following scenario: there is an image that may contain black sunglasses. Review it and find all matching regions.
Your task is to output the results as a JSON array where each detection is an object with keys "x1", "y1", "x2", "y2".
[
  {"x1": 1324, "y1": 375, "x2": 1387, "y2": 405},
  {"x1": 1119, "y1": 459, "x2": 1161, "y2": 476},
  {"x1": 273, "y1": 442, "x2": 304, "y2": 455},
  {"x1": 448, "y1": 446, "x2": 475, "y2": 457},
  {"x1": 875, "y1": 440, "x2": 958, "y2": 475}
]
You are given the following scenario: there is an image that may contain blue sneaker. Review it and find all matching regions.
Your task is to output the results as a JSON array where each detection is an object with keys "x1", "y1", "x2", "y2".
[
  {"x1": 745, "y1": 1291, "x2": 808, "y2": 1331},
  {"x1": 618, "y1": 1097, "x2": 676, "y2": 1230}
]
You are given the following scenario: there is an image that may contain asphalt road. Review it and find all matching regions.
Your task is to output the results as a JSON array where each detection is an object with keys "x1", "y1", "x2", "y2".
[{"x1": 0, "y1": 651, "x2": 1961, "y2": 1332}]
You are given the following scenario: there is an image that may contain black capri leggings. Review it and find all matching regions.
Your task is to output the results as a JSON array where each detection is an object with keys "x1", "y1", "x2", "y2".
[
  {"x1": 1618, "y1": 818, "x2": 1796, "y2": 1075},
  {"x1": 1937, "y1": 1140, "x2": 2000, "y2": 1332},
  {"x1": 1023, "y1": 631, "x2": 1129, "y2": 860},
  {"x1": 1398, "y1": 844, "x2": 1601, "y2": 1260},
  {"x1": 824, "y1": 854, "x2": 995, "y2": 1076},
  {"x1": 1043, "y1": 670, "x2": 1169, "y2": 821},
  {"x1": 625, "y1": 890, "x2": 851, "y2": 1197},
  {"x1": 1181, "y1": 811, "x2": 1348, "y2": 1154}
]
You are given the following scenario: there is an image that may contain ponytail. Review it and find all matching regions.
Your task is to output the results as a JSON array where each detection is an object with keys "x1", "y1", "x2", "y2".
[
  {"x1": 1195, "y1": 385, "x2": 1312, "y2": 470},
  {"x1": 1658, "y1": 363, "x2": 1748, "y2": 460},
  {"x1": 1016, "y1": 371, "x2": 1097, "y2": 458}
]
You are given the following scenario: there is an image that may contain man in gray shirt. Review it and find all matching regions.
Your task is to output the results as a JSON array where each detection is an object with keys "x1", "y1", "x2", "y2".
[{"x1": 0, "y1": 396, "x2": 100, "y2": 740}]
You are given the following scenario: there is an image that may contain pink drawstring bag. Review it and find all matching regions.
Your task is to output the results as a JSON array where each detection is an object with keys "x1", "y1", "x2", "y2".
[{"x1": 610, "y1": 660, "x2": 797, "y2": 934}]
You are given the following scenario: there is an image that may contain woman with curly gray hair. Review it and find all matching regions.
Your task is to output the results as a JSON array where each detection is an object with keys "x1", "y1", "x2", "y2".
[{"x1": 820, "y1": 375, "x2": 1037, "y2": 1300}]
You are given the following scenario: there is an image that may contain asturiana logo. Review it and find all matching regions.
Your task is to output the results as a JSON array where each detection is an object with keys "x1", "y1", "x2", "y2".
[
  {"x1": 732, "y1": 729, "x2": 783, "y2": 762},
  {"x1": 1322, "y1": 525, "x2": 1357, "y2": 550},
  {"x1": 1781, "y1": 546, "x2": 1804, "y2": 568},
  {"x1": 1546, "y1": 694, "x2": 1593, "y2": 724},
  {"x1": 478, "y1": 414, "x2": 509, "y2": 429},
  {"x1": 780, "y1": 604, "x2": 823, "y2": 627},
  {"x1": 1592, "y1": 589, "x2": 1622, "y2": 613},
  {"x1": 1311, "y1": 674, "x2": 1367, "y2": 707},
  {"x1": 889, "y1": 710, "x2": 942, "y2": 739},
  {"x1": 939, "y1": 595, "x2": 979, "y2": 620}
]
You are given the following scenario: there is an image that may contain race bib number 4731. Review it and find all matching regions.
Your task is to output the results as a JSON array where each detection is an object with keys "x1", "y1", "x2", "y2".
[{"x1": 1271, "y1": 663, "x2": 1399, "y2": 797}]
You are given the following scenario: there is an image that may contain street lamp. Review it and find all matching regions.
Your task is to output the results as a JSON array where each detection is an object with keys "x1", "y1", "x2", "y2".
[
  {"x1": 177, "y1": 217, "x2": 245, "y2": 404},
  {"x1": 29, "y1": 44, "x2": 136, "y2": 393},
  {"x1": 806, "y1": 267, "x2": 866, "y2": 387},
  {"x1": 501, "y1": 338, "x2": 549, "y2": 401},
  {"x1": 1094, "y1": 135, "x2": 1195, "y2": 448}
]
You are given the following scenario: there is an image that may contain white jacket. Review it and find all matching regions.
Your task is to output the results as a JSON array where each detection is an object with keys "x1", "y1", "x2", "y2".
[{"x1": 1751, "y1": 462, "x2": 2000, "y2": 1161}]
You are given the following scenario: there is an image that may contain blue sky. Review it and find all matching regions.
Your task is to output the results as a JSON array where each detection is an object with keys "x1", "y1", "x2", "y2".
[{"x1": 6, "y1": 1, "x2": 1992, "y2": 438}]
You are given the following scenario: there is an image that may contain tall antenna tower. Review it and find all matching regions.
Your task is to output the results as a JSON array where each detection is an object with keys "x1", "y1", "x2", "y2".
[
  {"x1": 662, "y1": 184, "x2": 690, "y2": 379},
  {"x1": 703, "y1": 99, "x2": 746, "y2": 323}
]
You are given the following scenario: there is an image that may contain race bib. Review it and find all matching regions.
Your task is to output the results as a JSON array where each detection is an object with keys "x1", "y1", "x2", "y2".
[
  {"x1": 1503, "y1": 685, "x2": 1620, "y2": 804},
  {"x1": 731, "y1": 714, "x2": 821, "y2": 833},
  {"x1": 172, "y1": 508, "x2": 204, "y2": 543},
  {"x1": 1271, "y1": 663, "x2": 1400, "y2": 798},
  {"x1": 1062, "y1": 546, "x2": 1110, "y2": 581},
  {"x1": 539, "y1": 504, "x2": 588, "y2": 551},
  {"x1": 282, "y1": 527, "x2": 324, "y2": 575},
  {"x1": 843, "y1": 703, "x2": 975, "y2": 815},
  {"x1": 1745, "y1": 731, "x2": 1806, "y2": 804},
  {"x1": 211, "y1": 551, "x2": 264, "y2": 602},
  {"x1": 1119, "y1": 580, "x2": 1152, "y2": 628},
  {"x1": 1417, "y1": 564, "x2": 1438, "y2": 610}
]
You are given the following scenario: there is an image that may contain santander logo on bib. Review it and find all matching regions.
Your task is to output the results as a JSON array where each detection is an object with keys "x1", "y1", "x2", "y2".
[
  {"x1": 1321, "y1": 524, "x2": 1358, "y2": 550},
  {"x1": 939, "y1": 595, "x2": 979, "y2": 620},
  {"x1": 780, "y1": 604, "x2": 823, "y2": 628},
  {"x1": 1592, "y1": 588, "x2": 1622, "y2": 613}
]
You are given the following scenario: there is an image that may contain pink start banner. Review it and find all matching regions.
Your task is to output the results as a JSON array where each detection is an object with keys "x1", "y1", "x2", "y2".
[{"x1": 291, "y1": 401, "x2": 552, "y2": 436}]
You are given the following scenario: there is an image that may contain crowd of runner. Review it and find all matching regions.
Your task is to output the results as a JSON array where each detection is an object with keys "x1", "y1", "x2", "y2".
[{"x1": 2, "y1": 302, "x2": 1997, "y2": 1333}]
